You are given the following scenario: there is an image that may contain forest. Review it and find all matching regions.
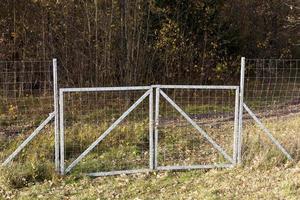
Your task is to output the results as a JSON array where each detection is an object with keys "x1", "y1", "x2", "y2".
[{"x1": 0, "y1": 0, "x2": 299, "y2": 86}]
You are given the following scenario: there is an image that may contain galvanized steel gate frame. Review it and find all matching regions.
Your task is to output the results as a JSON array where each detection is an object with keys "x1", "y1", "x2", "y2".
[
  {"x1": 59, "y1": 86, "x2": 154, "y2": 176},
  {"x1": 154, "y1": 85, "x2": 240, "y2": 171},
  {"x1": 58, "y1": 85, "x2": 240, "y2": 176}
]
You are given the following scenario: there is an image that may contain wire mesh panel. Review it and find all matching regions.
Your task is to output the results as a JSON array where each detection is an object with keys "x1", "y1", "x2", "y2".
[
  {"x1": 60, "y1": 87, "x2": 153, "y2": 176},
  {"x1": 155, "y1": 86, "x2": 239, "y2": 170},
  {"x1": 242, "y1": 59, "x2": 300, "y2": 163},
  {"x1": 0, "y1": 61, "x2": 55, "y2": 168}
]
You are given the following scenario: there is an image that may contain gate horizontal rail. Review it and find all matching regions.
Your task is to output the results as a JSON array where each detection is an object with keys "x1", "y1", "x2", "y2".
[
  {"x1": 154, "y1": 85, "x2": 239, "y2": 90},
  {"x1": 60, "y1": 86, "x2": 151, "y2": 92}
]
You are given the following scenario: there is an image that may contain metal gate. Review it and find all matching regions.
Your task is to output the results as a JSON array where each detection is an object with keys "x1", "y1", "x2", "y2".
[
  {"x1": 59, "y1": 85, "x2": 240, "y2": 176},
  {"x1": 59, "y1": 86, "x2": 154, "y2": 176},
  {"x1": 154, "y1": 85, "x2": 239, "y2": 170}
]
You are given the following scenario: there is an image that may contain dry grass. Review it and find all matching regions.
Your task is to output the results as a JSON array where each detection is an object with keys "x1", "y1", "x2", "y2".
[
  {"x1": 1, "y1": 163, "x2": 300, "y2": 199},
  {"x1": 1, "y1": 113, "x2": 300, "y2": 199}
]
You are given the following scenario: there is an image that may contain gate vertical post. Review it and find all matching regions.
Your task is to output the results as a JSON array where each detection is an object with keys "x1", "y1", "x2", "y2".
[
  {"x1": 149, "y1": 87, "x2": 154, "y2": 170},
  {"x1": 154, "y1": 87, "x2": 160, "y2": 169},
  {"x1": 53, "y1": 58, "x2": 60, "y2": 172},
  {"x1": 238, "y1": 57, "x2": 245, "y2": 164}
]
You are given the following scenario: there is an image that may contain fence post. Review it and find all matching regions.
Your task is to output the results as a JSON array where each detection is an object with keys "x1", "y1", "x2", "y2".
[
  {"x1": 53, "y1": 58, "x2": 60, "y2": 172},
  {"x1": 238, "y1": 57, "x2": 245, "y2": 164},
  {"x1": 233, "y1": 87, "x2": 240, "y2": 164},
  {"x1": 59, "y1": 89, "x2": 65, "y2": 175}
]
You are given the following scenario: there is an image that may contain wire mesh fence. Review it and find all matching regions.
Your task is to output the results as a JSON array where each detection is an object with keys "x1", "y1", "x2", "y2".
[
  {"x1": 242, "y1": 59, "x2": 300, "y2": 163},
  {"x1": 0, "y1": 61, "x2": 56, "y2": 169},
  {"x1": 1, "y1": 57, "x2": 300, "y2": 176}
]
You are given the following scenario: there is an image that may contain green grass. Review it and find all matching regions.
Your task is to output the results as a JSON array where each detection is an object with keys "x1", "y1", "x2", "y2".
[{"x1": 1, "y1": 109, "x2": 300, "y2": 199}]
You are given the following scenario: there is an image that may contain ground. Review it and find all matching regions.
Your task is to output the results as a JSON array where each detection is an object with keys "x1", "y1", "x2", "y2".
[{"x1": 1, "y1": 162, "x2": 300, "y2": 199}]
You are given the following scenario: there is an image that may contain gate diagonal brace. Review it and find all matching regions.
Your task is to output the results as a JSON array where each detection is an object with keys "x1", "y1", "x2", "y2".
[
  {"x1": 65, "y1": 89, "x2": 151, "y2": 174},
  {"x1": 243, "y1": 103, "x2": 292, "y2": 160},
  {"x1": 159, "y1": 90, "x2": 234, "y2": 164}
]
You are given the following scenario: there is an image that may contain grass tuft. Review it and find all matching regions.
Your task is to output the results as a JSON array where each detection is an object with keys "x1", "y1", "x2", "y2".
[{"x1": 0, "y1": 161, "x2": 56, "y2": 189}]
